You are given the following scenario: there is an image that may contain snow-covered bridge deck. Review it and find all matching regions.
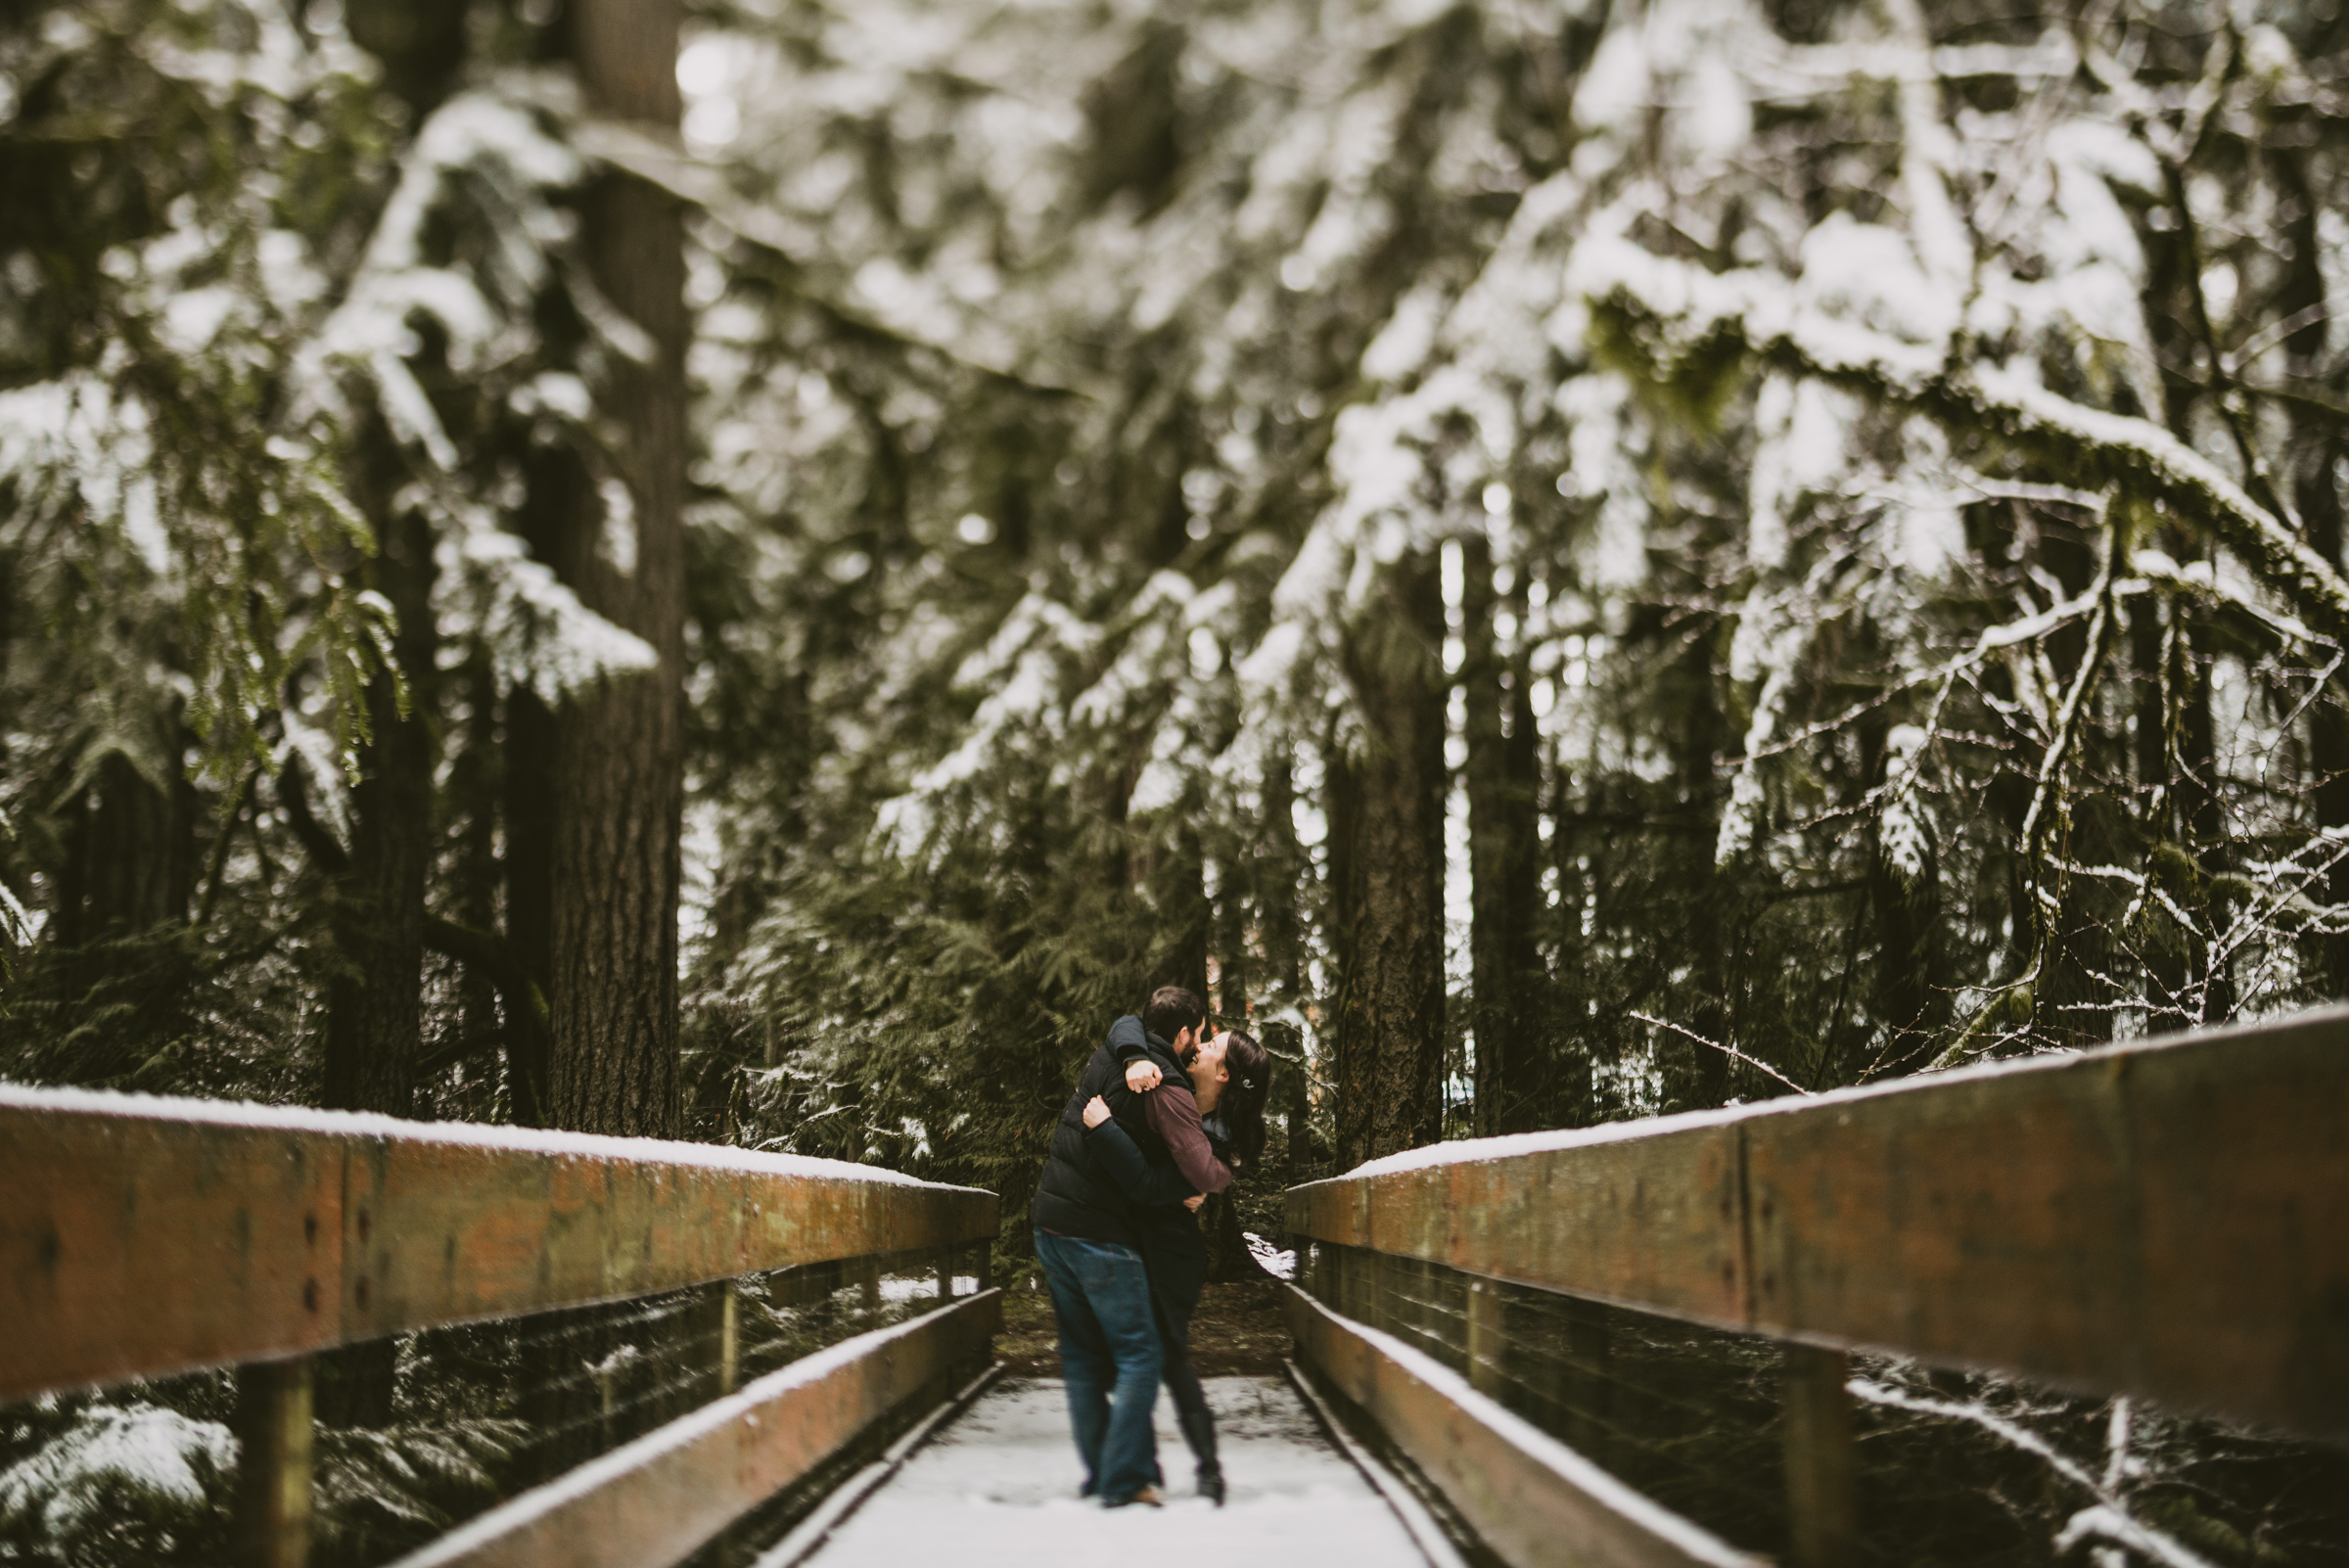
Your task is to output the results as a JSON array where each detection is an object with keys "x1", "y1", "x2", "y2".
[
  {"x1": 4, "y1": 1007, "x2": 2345, "y2": 1568},
  {"x1": 777, "y1": 1375, "x2": 1448, "y2": 1568}
]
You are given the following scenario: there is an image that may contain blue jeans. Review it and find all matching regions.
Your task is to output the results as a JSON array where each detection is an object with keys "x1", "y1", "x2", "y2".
[{"x1": 1034, "y1": 1229, "x2": 1164, "y2": 1503}]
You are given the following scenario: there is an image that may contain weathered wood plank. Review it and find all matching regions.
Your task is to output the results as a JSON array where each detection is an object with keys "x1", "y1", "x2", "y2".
[
  {"x1": 0, "y1": 1087, "x2": 997, "y2": 1401},
  {"x1": 1284, "y1": 1006, "x2": 2349, "y2": 1437},
  {"x1": 1285, "y1": 1286, "x2": 1761, "y2": 1568},
  {"x1": 0, "y1": 1096, "x2": 348, "y2": 1397},
  {"x1": 390, "y1": 1289, "x2": 1003, "y2": 1568},
  {"x1": 1291, "y1": 1122, "x2": 1749, "y2": 1328}
]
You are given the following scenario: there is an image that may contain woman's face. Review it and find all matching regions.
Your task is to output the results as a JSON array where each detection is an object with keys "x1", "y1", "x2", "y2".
[{"x1": 1188, "y1": 1031, "x2": 1231, "y2": 1094}]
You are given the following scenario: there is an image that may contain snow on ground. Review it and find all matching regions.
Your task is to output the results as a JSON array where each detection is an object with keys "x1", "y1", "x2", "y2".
[{"x1": 795, "y1": 1375, "x2": 1433, "y2": 1568}]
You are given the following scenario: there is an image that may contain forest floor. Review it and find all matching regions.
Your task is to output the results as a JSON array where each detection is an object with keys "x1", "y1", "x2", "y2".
[{"x1": 996, "y1": 1276, "x2": 1293, "y2": 1375}]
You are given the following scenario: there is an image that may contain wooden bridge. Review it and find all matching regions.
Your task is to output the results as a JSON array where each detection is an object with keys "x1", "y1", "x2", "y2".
[{"x1": 3, "y1": 1006, "x2": 2344, "y2": 1568}]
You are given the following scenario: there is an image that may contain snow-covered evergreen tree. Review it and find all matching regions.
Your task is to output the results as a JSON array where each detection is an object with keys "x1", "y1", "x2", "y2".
[{"x1": 7, "y1": 0, "x2": 2349, "y2": 1558}]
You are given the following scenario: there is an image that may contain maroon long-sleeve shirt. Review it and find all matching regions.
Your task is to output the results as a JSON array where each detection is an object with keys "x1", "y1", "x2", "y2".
[{"x1": 1141, "y1": 1082, "x2": 1231, "y2": 1196}]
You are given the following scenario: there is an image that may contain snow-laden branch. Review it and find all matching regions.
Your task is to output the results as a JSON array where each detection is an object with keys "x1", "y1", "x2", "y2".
[
  {"x1": 575, "y1": 116, "x2": 1087, "y2": 400},
  {"x1": 2129, "y1": 549, "x2": 2337, "y2": 649},
  {"x1": 1576, "y1": 241, "x2": 2349, "y2": 646},
  {"x1": 1729, "y1": 578, "x2": 2128, "y2": 767},
  {"x1": 2019, "y1": 496, "x2": 2117, "y2": 870},
  {"x1": 1847, "y1": 1378, "x2": 2220, "y2": 1568}
]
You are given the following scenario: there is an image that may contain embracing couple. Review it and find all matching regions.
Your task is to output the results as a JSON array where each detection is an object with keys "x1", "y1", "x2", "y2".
[{"x1": 1030, "y1": 985, "x2": 1273, "y2": 1509}]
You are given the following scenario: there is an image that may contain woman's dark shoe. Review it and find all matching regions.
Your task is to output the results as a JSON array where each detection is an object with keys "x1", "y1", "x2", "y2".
[{"x1": 1179, "y1": 1407, "x2": 1225, "y2": 1506}]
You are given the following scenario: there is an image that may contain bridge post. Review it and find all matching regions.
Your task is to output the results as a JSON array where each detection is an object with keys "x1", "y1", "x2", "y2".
[
  {"x1": 936, "y1": 1245, "x2": 954, "y2": 1302},
  {"x1": 1465, "y1": 1276, "x2": 1505, "y2": 1398},
  {"x1": 1781, "y1": 1344, "x2": 1860, "y2": 1568},
  {"x1": 232, "y1": 1356, "x2": 314, "y2": 1568},
  {"x1": 1559, "y1": 1294, "x2": 1613, "y2": 1468},
  {"x1": 718, "y1": 1279, "x2": 741, "y2": 1396}
]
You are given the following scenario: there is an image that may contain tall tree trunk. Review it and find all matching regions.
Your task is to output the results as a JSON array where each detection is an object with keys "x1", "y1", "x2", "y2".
[
  {"x1": 58, "y1": 750, "x2": 191, "y2": 945},
  {"x1": 2129, "y1": 597, "x2": 2192, "y2": 1027},
  {"x1": 516, "y1": 11, "x2": 692, "y2": 1478},
  {"x1": 1660, "y1": 623, "x2": 1730, "y2": 1111},
  {"x1": 1334, "y1": 551, "x2": 1447, "y2": 1169},
  {"x1": 1259, "y1": 747, "x2": 1315, "y2": 1185},
  {"x1": 546, "y1": 0, "x2": 689, "y2": 1138},
  {"x1": 1462, "y1": 535, "x2": 1544, "y2": 1134},
  {"x1": 44, "y1": 742, "x2": 194, "y2": 1083},
  {"x1": 504, "y1": 440, "x2": 577, "y2": 1129},
  {"x1": 1324, "y1": 733, "x2": 1359, "y2": 1142},
  {"x1": 504, "y1": 685, "x2": 556, "y2": 1127},
  {"x1": 2176, "y1": 607, "x2": 2234, "y2": 1024},
  {"x1": 441, "y1": 656, "x2": 503, "y2": 1107},
  {"x1": 309, "y1": 494, "x2": 437, "y2": 1432},
  {"x1": 1214, "y1": 852, "x2": 1248, "y2": 1026},
  {"x1": 1158, "y1": 826, "x2": 1212, "y2": 1013},
  {"x1": 2276, "y1": 140, "x2": 2349, "y2": 1000},
  {"x1": 307, "y1": 10, "x2": 467, "y2": 1431},
  {"x1": 1546, "y1": 754, "x2": 1595, "y2": 1128},
  {"x1": 320, "y1": 498, "x2": 437, "y2": 1122},
  {"x1": 1201, "y1": 843, "x2": 1257, "y2": 1280},
  {"x1": 2026, "y1": 519, "x2": 2115, "y2": 1056},
  {"x1": 2139, "y1": 161, "x2": 2236, "y2": 1029}
]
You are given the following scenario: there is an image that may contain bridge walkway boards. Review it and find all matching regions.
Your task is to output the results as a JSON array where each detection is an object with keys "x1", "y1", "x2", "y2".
[{"x1": 785, "y1": 1374, "x2": 1444, "y2": 1568}]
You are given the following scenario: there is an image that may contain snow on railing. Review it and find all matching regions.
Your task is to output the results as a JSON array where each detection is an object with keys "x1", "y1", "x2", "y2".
[
  {"x1": 1282, "y1": 1005, "x2": 2349, "y2": 1568},
  {"x1": 0, "y1": 1085, "x2": 1000, "y2": 1568}
]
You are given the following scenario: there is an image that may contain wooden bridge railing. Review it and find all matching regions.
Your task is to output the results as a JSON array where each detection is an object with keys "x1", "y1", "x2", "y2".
[
  {"x1": 1283, "y1": 1005, "x2": 2349, "y2": 1568},
  {"x1": 0, "y1": 1085, "x2": 1000, "y2": 1568}
]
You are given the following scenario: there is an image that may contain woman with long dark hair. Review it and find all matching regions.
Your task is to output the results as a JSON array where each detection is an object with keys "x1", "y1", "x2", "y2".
[{"x1": 1082, "y1": 1028, "x2": 1273, "y2": 1504}]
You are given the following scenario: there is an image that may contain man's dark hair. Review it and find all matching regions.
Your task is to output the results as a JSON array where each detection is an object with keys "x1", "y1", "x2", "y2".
[{"x1": 1143, "y1": 986, "x2": 1206, "y2": 1044}]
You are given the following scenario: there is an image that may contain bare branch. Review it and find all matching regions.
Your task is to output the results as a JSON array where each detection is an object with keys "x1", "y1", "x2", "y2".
[{"x1": 1628, "y1": 1010, "x2": 1812, "y2": 1094}]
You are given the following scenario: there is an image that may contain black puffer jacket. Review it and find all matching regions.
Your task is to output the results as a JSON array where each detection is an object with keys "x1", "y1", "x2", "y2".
[
  {"x1": 1081, "y1": 1023, "x2": 1221, "y2": 1342},
  {"x1": 1031, "y1": 1017, "x2": 1193, "y2": 1245}
]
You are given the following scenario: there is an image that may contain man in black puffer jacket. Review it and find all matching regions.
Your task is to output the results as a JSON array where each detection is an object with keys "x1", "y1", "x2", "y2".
[
  {"x1": 1031, "y1": 986, "x2": 1212, "y2": 1508},
  {"x1": 1081, "y1": 1010, "x2": 1236, "y2": 1502}
]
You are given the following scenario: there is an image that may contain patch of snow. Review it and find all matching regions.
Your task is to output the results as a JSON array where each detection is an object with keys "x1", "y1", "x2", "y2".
[
  {"x1": 598, "y1": 478, "x2": 639, "y2": 576},
  {"x1": 1878, "y1": 722, "x2": 1933, "y2": 883},
  {"x1": 0, "y1": 1404, "x2": 233, "y2": 1535},
  {"x1": 433, "y1": 504, "x2": 659, "y2": 704},
  {"x1": 1746, "y1": 375, "x2": 1849, "y2": 570},
  {"x1": 1243, "y1": 1232, "x2": 1296, "y2": 1280}
]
